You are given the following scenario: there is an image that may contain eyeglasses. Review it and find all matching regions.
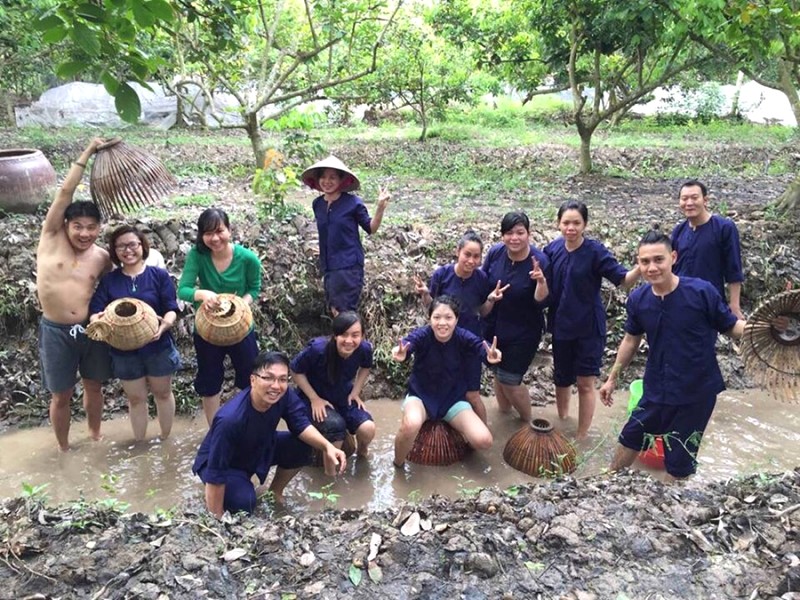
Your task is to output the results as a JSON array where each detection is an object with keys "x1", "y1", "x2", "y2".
[
  {"x1": 115, "y1": 241, "x2": 142, "y2": 252},
  {"x1": 253, "y1": 373, "x2": 289, "y2": 385}
]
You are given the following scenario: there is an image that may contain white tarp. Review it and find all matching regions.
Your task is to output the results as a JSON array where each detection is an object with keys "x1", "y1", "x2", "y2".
[{"x1": 15, "y1": 81, "x2": 247, "y2": 129}]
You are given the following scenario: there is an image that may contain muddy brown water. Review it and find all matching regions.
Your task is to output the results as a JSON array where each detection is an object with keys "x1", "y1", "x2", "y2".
[{"x1": 0, "y1": 390, "x2": 797, "y2": 514}]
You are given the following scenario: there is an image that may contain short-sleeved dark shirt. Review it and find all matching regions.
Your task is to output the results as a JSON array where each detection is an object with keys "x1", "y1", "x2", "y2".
[
  {"x1": 481, "y1": 243, "x2": 550, "y2": 345},
  {"x1": 428, "y1": 264, "x2": 492, "y2": 336},
  {"x1": 624, "y1": 277, "x2": 738, "y2": 406},
  {"x1": 544, "y1": 237, "x2": 628, "y2": 340},
  {"x1": 671, "y1": 215, "x2": 744, "y2": 300}
]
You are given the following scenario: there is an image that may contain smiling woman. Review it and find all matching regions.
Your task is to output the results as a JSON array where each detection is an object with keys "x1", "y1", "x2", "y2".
[{"x1": 89, "y1": 225, "x2": 180, "y2": 442}]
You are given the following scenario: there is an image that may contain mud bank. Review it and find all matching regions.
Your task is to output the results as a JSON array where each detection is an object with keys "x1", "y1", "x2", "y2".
[{"x1": 1, "y1": 468, "x2": 798, "y2": 599}]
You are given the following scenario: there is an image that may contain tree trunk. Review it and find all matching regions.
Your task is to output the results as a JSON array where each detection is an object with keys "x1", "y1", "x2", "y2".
[
  {"x1": 729, "y1": 71, "x2": 745, "y2": 118},
  {"x1": 419, "y1": 102, "x2": 427, "y2": 142},
  {"x1": 771, "y1": 175, "x2": 800, "y2": 212},
  {"x1": 777, "y1": 60, "x2": 800, "y2": 126},
  {"x1": 244, "y1": 112, "x2": 266, "y2": 168}
]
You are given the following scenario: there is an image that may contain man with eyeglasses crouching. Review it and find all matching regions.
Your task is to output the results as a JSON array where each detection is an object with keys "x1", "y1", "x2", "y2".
[{"x1": 192, "y1": 351, "x2": 347, "y2": 517}]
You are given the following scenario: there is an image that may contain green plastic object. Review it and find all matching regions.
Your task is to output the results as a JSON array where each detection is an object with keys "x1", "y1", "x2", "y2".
[{"x1": 627, "y1": 379, "x2": 644, "y2": 415}]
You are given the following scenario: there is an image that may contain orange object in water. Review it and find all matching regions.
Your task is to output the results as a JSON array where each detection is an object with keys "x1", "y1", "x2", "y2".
[
  {"x1": 638, "y1": 436, "x2": 666, "y2": 470},
  {"x1": 407, "y1": 420, "x2": 469, "y2": 466}
]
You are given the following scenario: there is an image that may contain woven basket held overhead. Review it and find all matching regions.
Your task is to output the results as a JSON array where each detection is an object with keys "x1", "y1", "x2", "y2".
[
  {"x1": 503, "y1": 418, "x2": 577, "y2": 477},
  {"x1": 86, "y1": 298, "x2": 159, "y2": 351},
  {"x1": 741, "y1": 289, "x2": 800, "y2": 402},
  {"x1": 195, "y1": 294, "x2": 253, "y2": 347},
  {"x1": 90, "y1": 137, "x2": 176, "y2": 217},
  {"x1": 407, "y1": 420, "x2": 470, "y2": 466}
]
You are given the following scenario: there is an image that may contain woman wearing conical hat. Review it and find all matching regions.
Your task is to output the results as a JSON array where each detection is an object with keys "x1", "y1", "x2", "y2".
[{"x1": 301, "y1": 156, "x2": 390, "y2": 315}]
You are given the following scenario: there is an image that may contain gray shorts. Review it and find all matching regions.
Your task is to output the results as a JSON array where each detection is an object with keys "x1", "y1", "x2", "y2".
[{"x1": 39, "y1": 317, "x2": 112, "y2": 393}]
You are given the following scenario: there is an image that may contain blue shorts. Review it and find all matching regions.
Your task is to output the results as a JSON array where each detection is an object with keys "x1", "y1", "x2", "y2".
[
  {"x1": 39, "y1": 317, "x2": 112, "y2": 393},
  {"x1": 324, "y1": 267, "x2": 364, "y2": 313},
  {"x1": 334, "y1": 402, "x2": 373, "y2": 435},
  {"x1": 490, "y1": 341, "x2": 538, "y2": 386},
  {"x1": 193, "y1": 329, "x2": 259, "y2": 396},
  {"x1": 111, "y1": 340, "x2": 182, "y2": 381},
  {"x1": 402, "y1": 395, "x2": 472, "y2": 422},
  {"x1": 309, "y1": 406, "x2": 347, "y2": 443},
  {"x1": 618, "y1": 394, "x2": 717, "y2": 478},
  {"x1": 552, "y1": 336, "x2": 604, "y2": 387},
  {"x1": 197, "y1": 431, "x2": 312, "y2": 514}
]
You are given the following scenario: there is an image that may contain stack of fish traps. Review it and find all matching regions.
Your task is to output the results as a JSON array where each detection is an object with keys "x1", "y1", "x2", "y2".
[
  {"x1": 90, "y1": 137, "x2": 176, "y2": 218},
  {"x1": 741, "y1": 289, "x2": 800, "y2": 402}
]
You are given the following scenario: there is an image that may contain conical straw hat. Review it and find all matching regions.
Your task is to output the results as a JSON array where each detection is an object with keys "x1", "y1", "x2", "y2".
[{"x1": 301, "y1": 155, "x2": 360, "y2": 193}]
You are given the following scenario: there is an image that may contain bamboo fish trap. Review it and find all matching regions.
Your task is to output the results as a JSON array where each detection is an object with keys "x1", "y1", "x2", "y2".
[
  {"x1": 90, "y1": 138, "x2": 176, "y2": 217},
  {"x1": 740, "y1": 289, "x2": 800, "y2": 402},
  {"x1": 503, "y1": 418, "x2": 577, "y2": 477},
  {"x1": 195, "y1": 294, "x2": 253, "y2": 347},
  {"x1": 407, "y1": 420, "x2": 469, "y2": 466},
  {"x1": 86, "y1": 298, "x2": 159, "y2": 351}
]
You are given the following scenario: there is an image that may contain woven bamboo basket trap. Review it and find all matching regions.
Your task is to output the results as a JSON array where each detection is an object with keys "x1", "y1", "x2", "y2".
[
  {"x1": 195, "y1": 294, "x2": 253, "y2": 346},
  {"x1": 86, "y1": 298, "x2": 159, "y2": 351},
  {"x1": 89, "y1": 138, "x2": 176, "y2": 218},
  {"x1": 740, "y1": 289, "x2": 800, "y2": 402},
  {"x1": 407, "y1": 420, "x2": 469, "y2": 466},
  {"x1": 503, "y1": 418, "x2": 577, "y2": 477}
]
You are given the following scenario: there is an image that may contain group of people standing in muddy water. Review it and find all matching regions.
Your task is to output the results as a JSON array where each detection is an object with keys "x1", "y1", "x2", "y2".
[{"x1": 35, "y1": 138, "x2": 786, "y2": 518}]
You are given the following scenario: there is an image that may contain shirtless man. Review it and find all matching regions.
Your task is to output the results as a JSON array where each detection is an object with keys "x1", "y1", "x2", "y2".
[{"x1": 36, "y1": 138, "x2": 112, "y2": 451}]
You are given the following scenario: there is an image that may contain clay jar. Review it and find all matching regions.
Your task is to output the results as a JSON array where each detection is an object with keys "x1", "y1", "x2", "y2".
[{"x1": 0, "y1": 149, "x2": 57, "y2": 213}]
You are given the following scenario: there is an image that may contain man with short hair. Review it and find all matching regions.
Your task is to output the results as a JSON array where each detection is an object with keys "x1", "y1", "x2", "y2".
[
  {"x1": 36, "y1": 138, "x2": 112, "y2": 451},
  {"x1": 671, "y1": 179, "x2": 745, "y2": 319},
  {"x1": 193, "y1": 351, "x2": 347, "y2": 517},
  {"x1": 599, "y1": 228, "x2": 786, "y2": 481}
]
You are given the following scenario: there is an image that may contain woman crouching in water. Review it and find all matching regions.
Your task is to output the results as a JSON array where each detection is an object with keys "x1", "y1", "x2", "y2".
[
  {"x1": 290, "y1": 312, "x2": 376, "y2": 456},
  {"x1": 392, "y1": 296, "x2": 501, "y2": 467}
]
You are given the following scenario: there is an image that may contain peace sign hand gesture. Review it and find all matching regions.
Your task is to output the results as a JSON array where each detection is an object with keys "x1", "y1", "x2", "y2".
[
  {"x1": 392, "y1": 338, "x2": 411, "y2": 361},
  {"x1": 529, "y1": 258, "x2": 545, "y2": 282},
  {"x1": 483, "y1": 336, "x2": 502, "y2": 364},
  {"x1": 377, "y1": 186, "x2": 391, "y2": 209},
  {"x1": 487, "y1": 280, "x2": 510, "y2": 303},
  {"x1": 413, "y1": 275, "x2": 428, "y2": 297}
]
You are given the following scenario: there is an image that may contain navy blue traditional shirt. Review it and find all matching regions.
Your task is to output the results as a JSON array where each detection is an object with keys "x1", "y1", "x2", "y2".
[
  {"x1": 312, "y1": 192, "x2": 373, "y2": 273},
  {"x1": 625, "y1": 277, "x2": 738, "y2": 406},
  {"x1": 89, "y1": 265, "x2": 179, "y2": 357},
  {"x1": 544, "y1": 237, "x2": 628, "y2": 340},
  {"x1": 428, "y1": 264, "x2": 492, "y2": 336},
  {"x1": 402, "y1": 326, "x2": 486, "y2": 420},
  {"x1": 481, "y1": 243, "x2": 551, "y2": 345},
  {"x1": 671, "y1": 215, "x2": 744, "y2": 300},
  {"x1": 192, "y1": 387, "x2": 312, "y2": 484},
  {"x1": 290, "y1": 337, "x2": 374, "y2": 408}
]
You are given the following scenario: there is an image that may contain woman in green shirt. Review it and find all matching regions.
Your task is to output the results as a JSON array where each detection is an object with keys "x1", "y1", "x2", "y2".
[{"x1": 178, "y1": 208, "x2": 262, "y2": 425}]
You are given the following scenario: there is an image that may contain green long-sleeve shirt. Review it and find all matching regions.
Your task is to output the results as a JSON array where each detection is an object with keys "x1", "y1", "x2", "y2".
[{"x1": 178, "y1": 244, "x2": 262, "y2": 310}]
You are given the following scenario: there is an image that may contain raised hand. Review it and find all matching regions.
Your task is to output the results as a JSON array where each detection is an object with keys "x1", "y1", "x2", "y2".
[
  {"x1": 483, "y1": 336, "x2": 502, "y2": 364},
  {"x1": 392, "y1": 338, "x2": 411, "y2": 361},
  {"x1": 487, "y1": 280, "x2": 510, "y2": 303},
  {"x1": 413, "y1": 275, "x2": 428, "y2": 296},
  {"x1": 377, "y1": 186, "x2": 391, "y2": 209},
  {"x1": 529, "y1": 257, "x2": 545, "y2": 282}
]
